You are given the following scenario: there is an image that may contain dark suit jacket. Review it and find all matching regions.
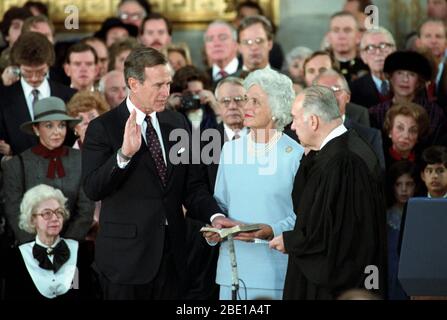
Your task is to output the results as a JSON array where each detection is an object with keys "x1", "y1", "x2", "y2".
[
  {"x1": 350, "y1": 74, "x2": 382, "y2": 109},
  {"x1": 204, "y1": 123, "x2": 226, "y2": 192},
  {"x1": 206, "y1": 58, "x2": 243, "y2": 89},
  {"x1": 346, "y1": 102, "x2": 370, "y2": 127},
  {"x1": 82, "y1": 101, "x2": 221, "y2": 286},
  {"x1": 0, "y1": 80, "x2": 76, "y2": 156},
  {"x1": 435, "y1": 61, "x2": 447, "y2": 113},
  {"x1": 345, "y1": 118, "x2": 385, "y2": 171}
]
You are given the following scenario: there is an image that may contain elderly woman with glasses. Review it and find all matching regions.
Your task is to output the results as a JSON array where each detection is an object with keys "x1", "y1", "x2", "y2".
[
  {"x1": 3, "y1": 184, "x2": 97, "y2": 300},
  {"x1": 204, "y1": 68, "x2": 304, "y2": 300},
  {"x1": 1, "y1": 97, "x2": 94, "y2": 245}
]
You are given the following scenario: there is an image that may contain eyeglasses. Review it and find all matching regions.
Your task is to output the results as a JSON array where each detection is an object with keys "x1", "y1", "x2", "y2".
[
  {"x1": 219, "y1": 95, "x2": 248, "y2": 107},
  {"x1": 119, "y1": 12, "x2": 145, "y2": 21},
  {"x1": 362, "y1": 43, "x2": 394, "y2": 54},
  {"x1": 20, "y1": 67, "x2": 48, "y2": 80},
  {"x1": 240, "y1": 37, "x2": 267, "y2": 47},
  {"x1": 33, "y1": 208, "x2": 65, "y2": 220},
  {"x1": 204, "y1": 34, "x2": 231, "y2": 43},
  {"x1": 330, "y1": 85, "x2": 343, "y2": 93}
]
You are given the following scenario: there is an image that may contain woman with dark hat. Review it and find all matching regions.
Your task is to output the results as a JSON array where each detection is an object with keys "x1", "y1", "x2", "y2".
[
  {"x1": 94, "y1": 17, "x2": 139, "y2": 47},
  {"x1": 1, "y1": 97, "x2": 94, "y2": 245},
  {"x1": 2, "y1": 184, "x2": 98, "y2": 300},
  {"x1": 369, "y1": 50, "x2": 447, "y2": 146}
]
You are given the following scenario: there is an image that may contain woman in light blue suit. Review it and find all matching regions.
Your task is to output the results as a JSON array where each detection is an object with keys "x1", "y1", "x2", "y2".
[{"x1": 213, "y1": 68, "x2": 304, "y2": 300}]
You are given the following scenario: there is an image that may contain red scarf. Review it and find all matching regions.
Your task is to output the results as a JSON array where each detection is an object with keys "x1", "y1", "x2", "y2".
[
  {"x1": 31, "y1": 144, "x2": 69, "y2": 179},
  {"x1": 389, "y1": 146, "x2": 416, "y2": 162}
]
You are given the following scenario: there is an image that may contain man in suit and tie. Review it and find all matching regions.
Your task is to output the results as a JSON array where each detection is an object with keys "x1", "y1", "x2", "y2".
[
  {"x1": 315, "y1": 70, "x2": 386, "y2": 171},
  {"x1": 235, "y1": 15, "x2": 274, "y2": 77},
  {"x1": 416, "y1": 18, "x2": 447, "y2": 110},
  {"x1": 204, "y1": 21, "x2": 241, "y2": 87},
  {"x1": 82, "y1": 47, "x2": 234, "y2": 300},
  {"x1": 0, "y1": 32, "x2": 76, "y2": 159},
  {"x1": 206, "y1": 76, "x2": 248, "y2": 190},
  {"x1": 303, "y1": 51, "x2": 371, "y2": 127},
  {"x1": 350, "y1": 27, "x2": 396, "y2": 108}
]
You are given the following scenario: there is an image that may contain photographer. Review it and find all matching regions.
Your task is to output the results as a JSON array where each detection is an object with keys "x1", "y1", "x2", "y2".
[{"x1": 168, "y1": 65, "x2": 219, "y2": 130}]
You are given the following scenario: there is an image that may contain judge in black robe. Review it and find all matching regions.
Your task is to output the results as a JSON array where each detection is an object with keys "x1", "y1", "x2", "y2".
[{"x1": 270, "y1": 86, "x2": 387, "y2": 300}]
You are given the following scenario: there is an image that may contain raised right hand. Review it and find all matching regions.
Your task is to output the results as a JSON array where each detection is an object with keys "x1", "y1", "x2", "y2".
[{"x1": 121, "y1": 109, "x2": 141, "y2": 157}]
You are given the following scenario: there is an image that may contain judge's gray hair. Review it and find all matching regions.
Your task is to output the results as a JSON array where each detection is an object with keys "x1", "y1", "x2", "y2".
[
  {"x1": 301, "y1": 85, "x2": 341, "y2": 123},
  {"x1": 19, "y1": 184, "x2": 70, "y2": 234},
  {"x1": 244, "y1": 68, "x2": 295, "y2": 131}
]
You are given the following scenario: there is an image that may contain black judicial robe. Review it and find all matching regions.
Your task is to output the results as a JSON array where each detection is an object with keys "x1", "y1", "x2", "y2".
[{"x1": 283, "y1": 130, "x2": 387, "y2": 300}]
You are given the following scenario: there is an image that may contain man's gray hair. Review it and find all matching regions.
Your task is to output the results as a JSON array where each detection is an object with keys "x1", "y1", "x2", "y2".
[
  {"x1": 313, "y1": 69, "x2": 351, "y2": 94},
  {"x1": 98, "y1": 70, "x2": 126, "y2": 93},
  {"x1": 244, "y1": 68, "x2": 295, "y2": 131},
  {"x1": 205, "y1": 20, "x2": 237, "y2": 42},
  {"x1": 214, "y1": 76, "x2": 244, "y2": 99},
  {"x1": 19, "y1": 184, "x2": 70, "y2": 234},
  {"x1": 285, "y1": 46, "x2": 313, "y2": 69},
  {"x1": 360, "y1": 26, "x2": 396, "y2": 49},
  {"x1": 301, "y1": 86, "x2": 341, "y2": 122}
]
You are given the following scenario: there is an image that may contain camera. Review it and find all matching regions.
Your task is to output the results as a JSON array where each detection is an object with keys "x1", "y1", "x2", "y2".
[{"x1": 180, "y1": 92, "x2": 202, "y2": 111}]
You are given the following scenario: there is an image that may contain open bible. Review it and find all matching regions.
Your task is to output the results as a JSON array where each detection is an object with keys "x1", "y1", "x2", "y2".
[{"x1": 200, "y1": 224, "x2": 261, "y2": 239}]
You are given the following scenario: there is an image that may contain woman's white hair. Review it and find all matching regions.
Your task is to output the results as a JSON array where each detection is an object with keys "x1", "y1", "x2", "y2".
[
  {"x1": 244, "y1": 68, "x2": 296, "y2": 131},
  {"x1": 19, "y1": 184, "x2": 70, "y2": 234},
  {"x1": 285, "y1": 46, "x2": 313, "y2": 69}
]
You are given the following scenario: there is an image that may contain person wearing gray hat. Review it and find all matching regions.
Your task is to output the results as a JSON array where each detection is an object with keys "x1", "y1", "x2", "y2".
[{"x1": 1, "y1": 97, "x2": 94, "y2": 245}]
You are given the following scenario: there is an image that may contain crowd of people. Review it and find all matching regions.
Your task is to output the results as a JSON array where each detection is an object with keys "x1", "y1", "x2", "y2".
[{"x1": 0, "y1": 0, "x2": 446, "y2": 300}]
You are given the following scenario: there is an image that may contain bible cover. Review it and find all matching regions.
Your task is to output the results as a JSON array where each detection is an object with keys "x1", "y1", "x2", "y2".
[
  {"x1": 398, "y1": 198, "x2": 447, "y2": 296},
  {"x1": 200, "y1": 224, "x2": 261, "y2": 239}
]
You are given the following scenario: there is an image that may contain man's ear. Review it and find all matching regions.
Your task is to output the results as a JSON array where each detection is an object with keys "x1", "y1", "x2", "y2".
[
  {"x1": 127, "y1": 77, "x2": 139, "y2": 92},
  {"x1": 309, "y1": 114, "x2": 319, "y2": 131}
]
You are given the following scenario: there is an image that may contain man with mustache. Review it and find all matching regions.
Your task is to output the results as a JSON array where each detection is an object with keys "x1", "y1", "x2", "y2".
[{"x1": 139, "y1": 13, "x2": 172, "y2": 52}]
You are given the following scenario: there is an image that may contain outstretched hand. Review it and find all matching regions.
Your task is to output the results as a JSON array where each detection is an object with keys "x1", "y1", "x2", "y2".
[
  {"x1": 202, "y1": 216, "x2": 240, "y2": 243},
  {"x1": 122, "y1": 109, "x2": 142, "y2": 157},
  {"x1": 234, "y1": 223, "x2": 273, "y2": 242}
]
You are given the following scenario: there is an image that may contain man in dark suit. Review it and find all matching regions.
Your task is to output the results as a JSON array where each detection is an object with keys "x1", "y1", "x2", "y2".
[
  {"x1": 350, "y1": 27, "x2": 396, "y2": 108},
  {"x1": 204, "y1": 21, "x2": 242, "y2": 88},
  {"x1": 315, "y1": 70, "x2": 385, "y2": 171},
  {"x1": 0, "y1": 32, "x2": 76, "y2": 159},
  {"x1": 82, "y1": 47, "x2": 233, "y2": 300}
]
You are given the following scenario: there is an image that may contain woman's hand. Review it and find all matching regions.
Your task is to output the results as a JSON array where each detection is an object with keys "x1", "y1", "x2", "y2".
[
  {"x1": 234, "y1": 223, "x2": 273, "y2": 242},
  {"x1": 0, "y1": 140, "x2": 12, "y2": 156}
]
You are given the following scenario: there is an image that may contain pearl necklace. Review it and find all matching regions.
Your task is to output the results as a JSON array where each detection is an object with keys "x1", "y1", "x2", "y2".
[{"x1": 247, "y1": 130, "x2": 282, "y2": 156}]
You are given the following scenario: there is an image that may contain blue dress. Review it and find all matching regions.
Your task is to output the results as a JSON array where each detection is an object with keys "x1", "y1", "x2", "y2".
[{"x1": 214, "y1": 133, "x2": 304, "y2": 300}]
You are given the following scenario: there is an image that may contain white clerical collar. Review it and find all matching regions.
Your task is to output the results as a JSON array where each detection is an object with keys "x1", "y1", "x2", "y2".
[
  {"x1": 126, "y1": 96, "x2": 156, "y2": 126},
  {"x1": 212, "y1": 57, "x2": 239, "y2": 80},
  {"x1": 428, "y1": 192, "x2": 447, "y2": 199},
  {"x1": 319, "y1": 124, "x2": 348, "y2": 150},
  {"x1": 223, "y1": 124, "x2": 247, "y2": 141}
]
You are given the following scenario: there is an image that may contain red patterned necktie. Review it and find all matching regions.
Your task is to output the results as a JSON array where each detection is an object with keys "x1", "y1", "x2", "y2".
[
  {"x1": 145, "y1": 116, "x2": 167, "y2": 186},
  {"x1": 218, "y1": 70, "x2": 228, "y2": 79}
]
